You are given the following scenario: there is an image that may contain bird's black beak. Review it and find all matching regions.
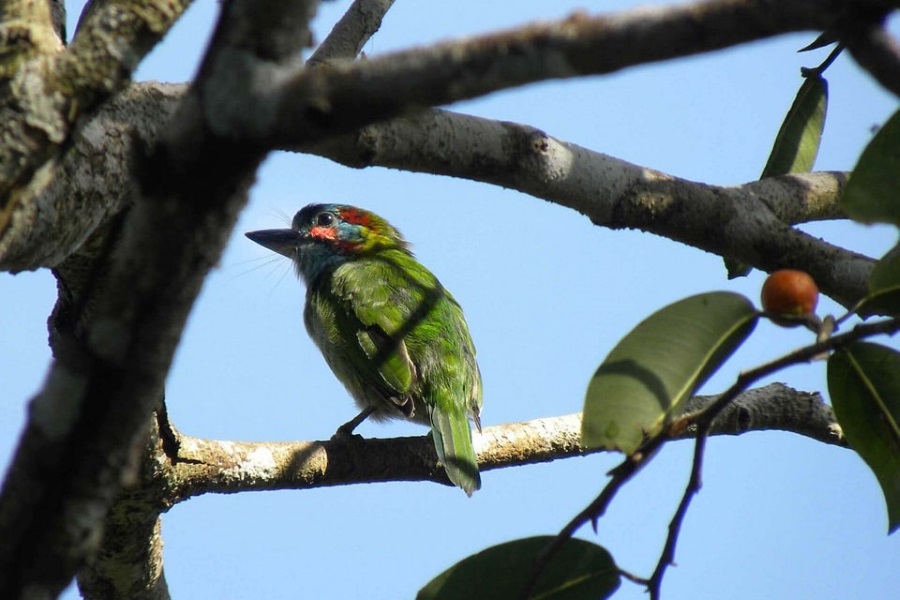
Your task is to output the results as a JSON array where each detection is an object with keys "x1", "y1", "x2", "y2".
[{"x1": 245, "y1": 229, "x2": 300, "y2": 259}]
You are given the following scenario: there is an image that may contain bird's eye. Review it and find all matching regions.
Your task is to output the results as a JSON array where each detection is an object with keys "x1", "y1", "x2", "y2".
[{"x1": 315, "y1": 212, "x2": 335, "y2": 227}]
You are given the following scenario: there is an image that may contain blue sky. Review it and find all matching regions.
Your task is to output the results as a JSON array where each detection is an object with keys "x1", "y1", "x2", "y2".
[{"x1": 1, "y1": 1, "x2": 898, "y2": 598}]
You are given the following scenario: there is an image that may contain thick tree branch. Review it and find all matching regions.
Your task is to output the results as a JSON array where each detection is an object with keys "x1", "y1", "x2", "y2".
[
  {"x1": 77, "y1": 491, "x2": 169, "y2": 600},
  {"x1": 69, "y1": 380, "x2": 844, "y2": 596},
  {"x1": 2, "y1": 1, "x2": 890, "y2": 278},
  {"x1": 49, "y1": 1, "x2": 65, "y2": 42},
  {"x1": 302, "y1": 110, "x2": 870, "y2": 308},
  {"x1": 741, "y1": 172, "x2": 849, "y2": 224},
  {"x1": 76, "y1": 383, "x2": 844, "y2": 595},
  {"x1": 303, "y1": 110, "x2": 848, "y2": 226},
  {"x1": 0, "y1": 0, "x2": 60, "y2": 68},
  {"x1": 0, "y1": 82, "x2": 182, "y2": 272},
  {"x1": 0, "y1": 0, "x2": 320, "y2": 596},
  {"x1": 74, "y1": 418, "x2": 173, "y2": 600},
  {"x1": 150, "y1": 384, "x2": 841, "y2": 504},
  {"x1": 0, "y1": 0, "x2": 192, "y2": 238},
  {"x1": 1, "y1": 82, "x2": 871, "y2": 310}
]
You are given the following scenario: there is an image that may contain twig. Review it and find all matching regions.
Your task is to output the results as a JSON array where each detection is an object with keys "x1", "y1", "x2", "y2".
[
  {"x1": 524, "y1": 316, "x2": 899, "y2": 600},
  {"x1": 648, "y1": 316, "x2": 900, "y2": 598},
  {"x1": 693, "y1": 316, "x2": 900, "y2": 432},
  {"x1": 518, "y1": 438, "x2": 665, "y2": 599},
  {"x1": 647, "y1": 433, "x2": 707, "y2": 600},
  {"x1": 618, "y1": 567, "x2": 650, "y2": 587},
  {"x1": 801, "y1": 43, "x2": 844, "y2": 78}
]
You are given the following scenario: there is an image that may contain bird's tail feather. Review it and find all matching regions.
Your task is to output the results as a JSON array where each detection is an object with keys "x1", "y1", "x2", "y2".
[{"x1": 429, "y1": 407, "x2": 481, "y2": 496}]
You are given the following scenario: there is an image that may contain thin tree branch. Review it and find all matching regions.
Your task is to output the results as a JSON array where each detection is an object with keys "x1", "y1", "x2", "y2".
[
  {"x1": 520, "y1": 443, "x2": 660, "y2": 600},
  {"x1": 253, "y1": 0, "x2": 894, "y2": 147},
  {"x1": 525, "y1": 316, "x2": 898, "y2": 599},
  {"x1": 307, "y1": 0, "x2": 396, "y2": 66},
  {"x1": 648, "y1": 435, "x2": 706, "y2": 600},
  {"x1": 647, "y1": 316, "x2": 900, "y2": 597}
]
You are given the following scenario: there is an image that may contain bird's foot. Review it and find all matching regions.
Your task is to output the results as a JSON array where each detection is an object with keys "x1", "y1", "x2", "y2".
[
  {"x1": 330, "y1": 406, "x2": 376, "y2": 442},
  {"x1": 330, "y1": 422, "x2": 365, "y2": 443}
]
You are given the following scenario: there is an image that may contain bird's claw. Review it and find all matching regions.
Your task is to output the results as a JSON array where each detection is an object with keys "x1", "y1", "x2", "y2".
[
  {"x1": 331, "y1": 406, "x2": 376, "y2": 441},
  {"x1": 331, "y1": 424, "x2": 364, "y2": 442}
]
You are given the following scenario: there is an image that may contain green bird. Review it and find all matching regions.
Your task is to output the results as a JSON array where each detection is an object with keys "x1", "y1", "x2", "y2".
[{"x1": 246, "y1": 204, "x2": 482, "y2": 495}]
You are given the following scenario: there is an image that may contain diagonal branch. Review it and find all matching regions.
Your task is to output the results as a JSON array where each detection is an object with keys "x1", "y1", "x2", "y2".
[
  {"x1": 307, "y1": 0, "x2": 396, "y2": 66},
  {"x1": 301, "y1": 109, "x2": 870, "y2": 308},
  {"x1": 252, "y1": 0, "x2": 894, "y2": 147}
]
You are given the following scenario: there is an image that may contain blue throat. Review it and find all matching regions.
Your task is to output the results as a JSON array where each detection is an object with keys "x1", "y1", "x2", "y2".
[{"x1": 293, "y1": 241, "x2": 350, "y2": 286}]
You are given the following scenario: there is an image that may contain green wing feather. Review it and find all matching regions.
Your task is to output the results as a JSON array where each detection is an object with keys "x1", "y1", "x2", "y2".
[{"x1": 355, "y1": 328, "x2": 415, "y2": 396}]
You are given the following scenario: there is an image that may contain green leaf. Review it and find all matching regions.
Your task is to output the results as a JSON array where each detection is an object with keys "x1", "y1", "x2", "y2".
[
  {"x1": 731, "y1": 74, "x2": 828, "y2": 279},
  {"x1": 828, "y1": 342, "x2": 900, "y2": 534},
  {"x1": 416, "y1": 537, "x2": 619, "y2": 600},
  {"x1": 582, "y1": 292, "x2": 758, "y2": 454},
  {"x1": 858, "y1": 245, "x2": 900, "y2": 316},
  {"x1": 760, "y1": 74, "x2": 828, "y2": 178},
  {"x1": 842, "y1": 110, "x2": 900, "y2": 226},
  {"x1": 798, "y1": 32, "x2": 839, "y2": 52}
]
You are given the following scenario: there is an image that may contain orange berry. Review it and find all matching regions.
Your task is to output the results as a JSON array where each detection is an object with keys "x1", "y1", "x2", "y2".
[{"x1": 761, "y1": 269, "x2": 819, "y2": 327}]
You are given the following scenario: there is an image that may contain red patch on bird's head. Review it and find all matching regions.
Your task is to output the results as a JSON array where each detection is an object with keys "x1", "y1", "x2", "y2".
[{"x1": 338, "y1": 207, "x2": 374, "y2": 228}]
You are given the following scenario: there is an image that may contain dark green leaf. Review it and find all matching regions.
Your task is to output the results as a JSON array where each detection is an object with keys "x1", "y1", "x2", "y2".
[
  {"x1": 416, "y1": 537, "x2": 619, "y2": 600},
  {"x1": 761, "y1": 74, "x2": 828, "y2": 178},
  {"x1": 798, "y1": 32, "x2": 839, "y2": 52},
  {"x1": 842, "y1": 110, "x2": 900, "y2": 226},
  {"x1": 828, "y1": 342, "x2": 900, "y2": 534},
  {"x1": 729, "y1": 73, "x2": 828, "y2": 277},
  {"x1": 858, "y1": 245, "x2": 900, "y2": 316},
  {"x1": 582, "y1": 292, "x2": 758, "y2": 454}
]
